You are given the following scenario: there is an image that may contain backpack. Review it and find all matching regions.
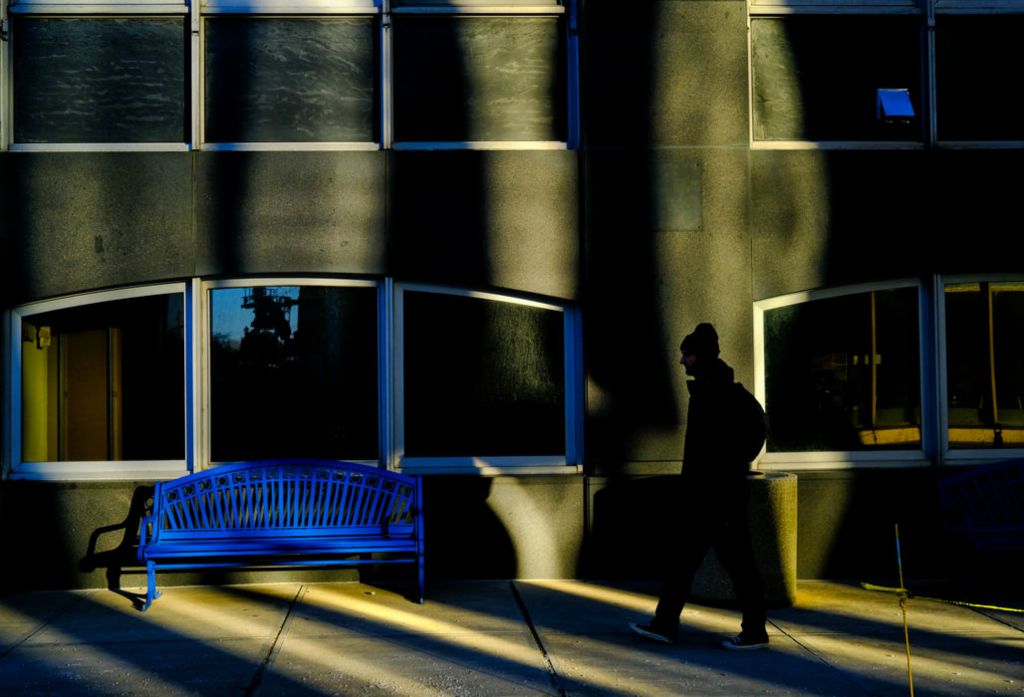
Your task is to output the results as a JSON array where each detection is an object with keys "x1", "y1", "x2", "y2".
[{"x1": 733, "y1": 382, "x2": 768, "y2": 464}]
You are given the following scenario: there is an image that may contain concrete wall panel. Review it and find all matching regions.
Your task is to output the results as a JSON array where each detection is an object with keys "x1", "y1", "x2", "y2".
[
  {"x1": 5, "y1": 153, "x2": 193, "y2": 304},
  {"x1": 196, "y1": 151, "x2": 387, "y2": 278},
  {"x1": 389, "y1": 150, "x2": 579, "y2": 300}
]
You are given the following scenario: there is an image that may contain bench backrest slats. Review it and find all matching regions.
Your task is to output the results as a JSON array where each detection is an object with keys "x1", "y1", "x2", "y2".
[
  {"x1": 152, "y1": 461, "x2": 418, "y2": 537},
  {"x1": 938, "y1": 458, "x2": 1024, "y2": 551}
]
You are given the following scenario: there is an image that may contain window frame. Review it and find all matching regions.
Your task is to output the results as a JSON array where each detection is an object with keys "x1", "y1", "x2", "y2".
[
  {"x1": 198, "y1": 1, "x2": 383, "y2": 151},
  {"x1": 749, "y1": 0, "x2": 1024, "y2": 150},
  {"x1": 931, "y1": 3, "x2": 1024, "y2": 148},
  {"x1": 392, "y1": 282, "x2": 582, "y2": 474},
  {"x1": 3, "y1": 1, "x2": 192, "y2": 152},
  {"x1": 753, "y1": 279, "x2": 932, "y2": 470},
  {"x1": 3, "y1": 277, "x2": 584, "y2": 481},
  {"x1": 4, "y1": 282, "x2": 194, "y2": 481},
  {"x1": 388, "y1": 1, "x2": 577, "y2": 151},
  {"x1": 748, "y1": 1, "x2": 928, "y2": 150},
  {"x1": 1, "y1": 0, "x2": 579, "y2": 151},
  {"x1": 756, "y1": 275, "x2": 1024, "y2": 470},
  {"x1": 198, "y1": 277, "x2": 385, "y2": 469},
  {"x1": 936, "y1": 273, "x2": 1024, "y2": 465}
]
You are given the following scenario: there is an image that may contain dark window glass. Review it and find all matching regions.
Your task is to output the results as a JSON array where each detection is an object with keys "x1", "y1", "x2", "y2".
[
  {"x1": 751, "y1": 16, "x2": 922, "y2": 141},
  {"x1": 936, "y1": 16, "x2": 1024, "y2": 141},
  {"x1": 764, "y1": 288, "x2": 921, "y2": 451},
  {"x1": 204, "y1": 18, "x2": 377, "y2": 143},
  {"x1": 21, "y1": 295, "x2": 185, "y2": 462},
  {"x1": 13, "y1": 18, "x2": 186, "y2": 143},
  {"x1": 393, "y1": 16, "x2": 566, "y2": 142},
  {"x1": 210, "y1": 286, "x2": 378, "y2": 461},
  {"x1": 403, "y1": 292, "x2": 565, "y2": 456},
  {"x1": 945, "y1": 282, "x2": 1024, "y2": 448}
]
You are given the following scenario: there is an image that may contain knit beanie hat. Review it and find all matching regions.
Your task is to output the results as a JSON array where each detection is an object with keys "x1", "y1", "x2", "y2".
[{"x1": 680, "y1": 322, "x2": 720, "y2": 358}]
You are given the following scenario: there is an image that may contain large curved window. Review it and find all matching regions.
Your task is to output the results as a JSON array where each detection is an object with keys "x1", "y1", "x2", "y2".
[
  {"x1": 7, "y1": 279, "x2": 582, "y2": 479},
  {"x1": 759, "y1": 284, "x2": 922, "y2": 454}
]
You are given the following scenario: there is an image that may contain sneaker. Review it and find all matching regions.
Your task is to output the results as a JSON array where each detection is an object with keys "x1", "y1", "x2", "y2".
[
  {"x1": 629, "y1": 621, "x2": 676, "y2": 644},
  {"x1": 721, "y1": 633, "x2": 769, "y2": 651}
]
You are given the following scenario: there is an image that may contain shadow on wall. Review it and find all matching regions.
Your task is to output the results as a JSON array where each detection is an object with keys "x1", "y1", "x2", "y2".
[
  {"x1": 580, "y1": 3, "x2": 678, "y2": 474},
  {"x1": 588, "y1": 475, "x2": 682, "y2": 581},
  {"x1": 422, "y1": 477, "x2": 517, "y2": 581},
  {"x1": 78, "y1": 485, "x2": 154, "y2": 605}
]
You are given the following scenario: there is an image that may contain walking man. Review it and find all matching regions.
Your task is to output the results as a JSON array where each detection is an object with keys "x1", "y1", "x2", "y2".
[{"x1": 630, "y1": 322, "x2": 770, "y2": 650}]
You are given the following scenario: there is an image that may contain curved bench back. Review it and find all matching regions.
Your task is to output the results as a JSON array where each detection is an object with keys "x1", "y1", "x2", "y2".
[
  {"x1": 938, "y1": 457, "x2": 1024, "y2": 551},
  {"x1": 153, "y1": 460, "x2": 419, "y2": 534}
]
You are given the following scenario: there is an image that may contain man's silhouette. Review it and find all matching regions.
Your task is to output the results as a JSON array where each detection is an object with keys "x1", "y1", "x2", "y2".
[{"x1": 630, "y1": 322, "x2": 770, "y2": 650}]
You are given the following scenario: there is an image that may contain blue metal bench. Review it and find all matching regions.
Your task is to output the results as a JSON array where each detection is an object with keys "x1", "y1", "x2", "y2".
[
  {"x1": 137, "y1": 460, "x2": 424, "y2": 611},
  {"x1": 937, "y1": 458, "x2": 1024, "y2": 553}
]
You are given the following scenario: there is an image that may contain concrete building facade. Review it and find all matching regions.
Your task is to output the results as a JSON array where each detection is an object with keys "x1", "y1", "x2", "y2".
[{"x1": 1, "y1": 0, "x2": 1021, "y2": 594}]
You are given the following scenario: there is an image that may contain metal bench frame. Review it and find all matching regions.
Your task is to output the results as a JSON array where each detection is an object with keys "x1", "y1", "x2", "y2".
[{"x1": 137, "y1": 459, "x2": 424, "y2": 611}]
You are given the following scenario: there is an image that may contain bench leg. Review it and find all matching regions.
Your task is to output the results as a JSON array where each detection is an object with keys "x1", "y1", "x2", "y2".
[
  {"x1": 141, "y1": 561, "x2": 161, "y2": 612},
  {"x1": 418, "y1": 555, "x2": 425, "y2": 605}
]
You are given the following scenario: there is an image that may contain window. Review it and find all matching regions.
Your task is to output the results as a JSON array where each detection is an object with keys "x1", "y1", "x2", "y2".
[
  {"x1": 750, "y1": 14, "x2": 922, "y2": 143},
  {"x1": 207, "y1": 282, "x2": 379, "y2": 462},
  {"x1": 11, "y1": 16, "x2": 188, "y2": 146},
  {"x1": 935, "y1": 13, "x2": 1024, "y2": 142},
  {"x1": 395, "y1": 285, "x2": 580, "y2": 471},
  {"x1": 5, "y1": 279, "x2": 582, "y2": 479},
  {"x1": 758, "y1": 276, "x2": 1024, "y2": 468},
  {"x1": 944, "y1": 281, "x2": 1024, "y2": 449},
  {"x1": 8, "y1": 285, "x2": 189, "y2": 479},
  {"x1": 1, "y1": 0, "x2": 577, "y2": 150},
  {"x1": 392, "y1": 13, "x2": 567, "y2": 145},
  {"x1": 750, "y1": 0, "x2": 1024, "y2": 148},
  {"x1": 760, "y1": 285, "x2": 922, "y2": 454},
  {"x1": 203, "y1": 15, "x2": 379, "y2": 147}
]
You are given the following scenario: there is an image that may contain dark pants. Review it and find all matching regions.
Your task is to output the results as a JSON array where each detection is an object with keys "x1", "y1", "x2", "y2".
[{"x1": 653, "y1": 500, "x2": 767, "y2": 637}]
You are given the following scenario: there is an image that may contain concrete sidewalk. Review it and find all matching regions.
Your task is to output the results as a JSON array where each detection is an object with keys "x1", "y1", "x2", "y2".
[{"x1": 1, "y1": 579, "x2": 1021, "y2": 696}]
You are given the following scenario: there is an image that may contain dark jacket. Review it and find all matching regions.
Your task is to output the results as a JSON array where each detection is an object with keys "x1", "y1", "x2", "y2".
[{"x1": 681, "y1": 358, "x2": 767, "y2": 503}]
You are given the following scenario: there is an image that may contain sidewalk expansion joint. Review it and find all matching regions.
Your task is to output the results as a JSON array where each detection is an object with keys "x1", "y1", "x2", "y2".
[
  {"x1": 510, "y1": 581, "x2": 568, "y2": 697},
  {"x1": 243, "y1": 583, "x2": 307, "y2": 697},
  {"x1": 770, "y1": 621, "x2": 881, "y2": 696}
]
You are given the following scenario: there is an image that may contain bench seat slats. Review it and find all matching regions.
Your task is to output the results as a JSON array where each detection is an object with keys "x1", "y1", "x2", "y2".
[
  {"x1": 141, "y1": 538, "x2": 419, "y2": 557},
  {"x1": 137, "y1": 460, "x2": 425, "y2": 610}
]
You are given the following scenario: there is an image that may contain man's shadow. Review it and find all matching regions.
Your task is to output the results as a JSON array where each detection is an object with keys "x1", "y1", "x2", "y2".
[{"x1": 79, "y1": 485, "x2": 154, "y2": 609}]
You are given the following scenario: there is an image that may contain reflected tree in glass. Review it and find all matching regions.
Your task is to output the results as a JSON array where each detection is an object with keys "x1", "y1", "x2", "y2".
[{"x1": 210, "y1": 286, "x2": 378, "y2": 461}]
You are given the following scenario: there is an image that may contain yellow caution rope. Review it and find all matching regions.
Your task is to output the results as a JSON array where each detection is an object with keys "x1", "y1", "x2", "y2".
[{"x1": 861, "y1": 582, "x2": 1024, "y2": 614}]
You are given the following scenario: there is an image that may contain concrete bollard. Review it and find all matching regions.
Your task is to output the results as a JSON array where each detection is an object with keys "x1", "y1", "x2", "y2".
[{"x1": 691, "y1": 470, "x2": 798, "y2": 608}]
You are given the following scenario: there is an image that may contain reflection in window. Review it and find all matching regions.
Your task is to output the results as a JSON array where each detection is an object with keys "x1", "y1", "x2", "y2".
[
  {"x1": 20, "y1": 295, "x2": 185, "y2": 462},
  {"x1": 945, "y1": 282, "x2": 1024, "y2": 448},
  {"x1": 13, "y1": 18, "x2": 186, "y2": 143},
  {"x1": 393, "y1": 16, "x2": 566, "y2": 142},
  {"x1": 764, "y1": 288, "x2": 920, "y2": 451},
  {"x1": 210, "y1": 286, "x2": 378, "y2": 461},
  {"x1": 204, "y1": 18, "x2": 377, "y2": 143},
  {"x1": 750, "y1": 16, "x2": 921, "y2": 142},
  {"x1": 403, "y1": 292, "x2": 565, "y2": 456}
]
